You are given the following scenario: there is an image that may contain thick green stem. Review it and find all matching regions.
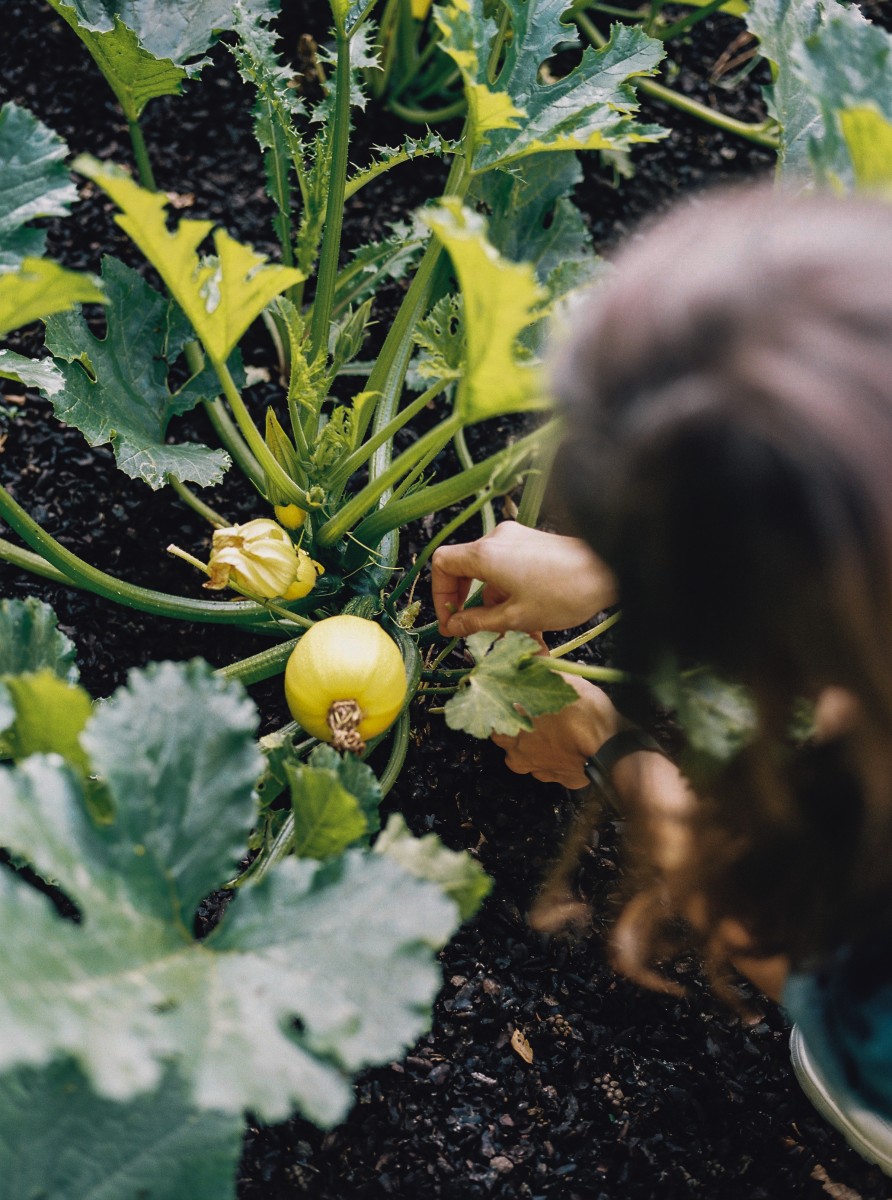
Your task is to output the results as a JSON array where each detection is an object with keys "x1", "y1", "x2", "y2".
[
  {"x1": 658, "y1": 0, "x2": 726, "y2": 39},
  {"x1": 326, "y1": 381, "x2": 445, "y2": 497},
  {"x1": 546, "y1": 658, "x2": 631, "y2": 684},
  {"x1": 388, "y1": 96, "x2": 467, "y2": 124},
  {"x1": 166, "y1": 476, "x2": 229, "y2": 529},
  {"x1": 215, "y1": 638, "x2": 300, "y2": 686},
  {"x1": 379, "y1": 709, "x2": 410, "y2": 795},
  {"x1": 214, "y1": 358, "x2": 316, "y2": 508},
  {"x1": 455, "y1": 427, "x2": 496, "y2": 535},
  {"x1": 575, "y1": 12, "x2": 780, "y2": 149},
  {"x1": 201, "y1": 398, "x2": 267, "y2": 493},
  {"x1": 309, "y1": 29, "x2": 353, "y2": 362},
  {"x1": 550, "y1": 611, "x2": 621, "y2": 659},
  {"x1": 516, "y1": 426, "x2": 559, "y2": 527},
  {"x1": 127, "y1": 117, "x2": 157, "y2": 190},
  {"x1": 346, "y1": 425, "x2": 544, "y2": 568},
  {"x1": 389, "y1": 480, "x2": 497, "y2": 607},
  {"x1": 0, "y1": 537, "x2": 79, "y2": 587},
  {"x1": 0, "y1": 485, "x2": 274, "y2": 625},
  {"x1": 316, "y1": 413, "x2": 463, "y2": 548}
]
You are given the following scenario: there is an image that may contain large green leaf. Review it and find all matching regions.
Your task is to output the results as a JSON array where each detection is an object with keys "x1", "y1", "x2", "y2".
[
  {"x1": 444, "y1": 630, "x2": 577, "y2": 739},
  {"x1": 0, "y1": 102, "x2": 78, "y2": 271},
  {"x1": 0, "y1": 258, "x2": 104, "y2": 338},
  {"x1": 75, "y1": 156, "x2": 303, "y2": 365},
  {"x1": 471, "y1": 153, "x2": 608, "y2": 335},
  {"x1": 0, "y1": 1060, "x2": 243, "y2": 1200},
  {"x1": 0, "y1": 597, "x2": 79, "y2": 682},
  {"x1": 43, "y1": 256, "x2": 230, "y2": 489},
  {"x1": 795, "y1": 9, "x2": 892, "y2": 190},
  {"x1": 746, "y1": 0, "x2": 828, "y2": 176},
  {"x1": 46, "y1": 1, "x2": 191, "y2": 122},
  {"x1": 375, "y1": 813, "x2": 492, "y2": 921},
  {"x1": 435, "y1": 0, "x2": 666, "y2": 170},
  {"x1": 0, "y1": 660, "x2": 459, "y2": 1125},
  {"x1": 287, "y1": 761, "x2": 369, "y2": 860},
  {"x1": 46, "y1": 0, "x2": 278, "y2": 66},
  {"x1": 423, "y1": 199, "x2": 547, "y2": 422}
]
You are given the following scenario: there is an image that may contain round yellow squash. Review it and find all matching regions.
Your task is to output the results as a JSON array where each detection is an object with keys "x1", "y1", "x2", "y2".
[{"x1": 284, "y1": 615, "x2": 407, "y2": 749}]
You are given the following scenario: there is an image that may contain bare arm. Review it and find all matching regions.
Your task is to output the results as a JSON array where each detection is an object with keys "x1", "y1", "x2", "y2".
[{"x1": 431, "y1": 522, "x2": 618, "y2": 638}]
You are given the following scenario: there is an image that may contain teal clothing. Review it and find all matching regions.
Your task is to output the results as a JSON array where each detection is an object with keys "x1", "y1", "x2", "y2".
[{"x1": 784, "y1": 941, "x2": 892, "y2": 1121}]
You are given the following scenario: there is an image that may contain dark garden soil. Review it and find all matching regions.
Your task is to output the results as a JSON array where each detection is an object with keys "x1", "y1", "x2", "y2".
[{"x1": 2, "y1": 4, "x2": 891, "y2": 1198}]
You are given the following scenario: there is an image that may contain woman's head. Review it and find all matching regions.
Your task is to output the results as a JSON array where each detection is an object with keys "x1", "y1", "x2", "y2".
[
  {"x1": 549, "y1": 184, "x2": 892, "y2": 969},
  {"x1": 553, "y1": 184, "x2": 892, "y2": 719}
]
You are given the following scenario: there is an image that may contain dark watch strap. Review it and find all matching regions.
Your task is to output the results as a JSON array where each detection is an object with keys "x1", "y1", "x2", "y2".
[{"x1": 583, "y1": 729, "x2": 666, "y2": 813}]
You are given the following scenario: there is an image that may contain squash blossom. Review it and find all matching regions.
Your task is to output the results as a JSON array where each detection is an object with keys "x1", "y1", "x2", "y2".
[
  {"x1": 282, "y1": 548, "x2": 325, "y2": 601},
  {"x1": 204, "y1": 518, "x2": 300, "y2": 598},
  {"x1": 411, "y1": 0, "x2": 432, "y2": 16}
]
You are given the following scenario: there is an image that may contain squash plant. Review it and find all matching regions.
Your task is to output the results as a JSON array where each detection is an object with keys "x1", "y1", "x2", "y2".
[
  {"x1": 0, "y1": 595, "x2": 489, "y2": 1197},
  {"x1": 0, "y1": 0, "x2": 667, "y2": 869}
]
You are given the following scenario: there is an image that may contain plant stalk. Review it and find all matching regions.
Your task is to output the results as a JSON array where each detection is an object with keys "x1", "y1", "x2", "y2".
[
  {"x1": 0, "y1": 485, "x2": 274, "y2": 625},
  {"x1": 309, "y1": 28, "x2": 353, "y2": 362},
  {"x1": 575, "y1": 12, "x2": 780, "y2": 149}
]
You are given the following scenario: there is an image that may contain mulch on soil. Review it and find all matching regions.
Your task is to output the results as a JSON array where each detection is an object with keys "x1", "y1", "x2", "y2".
[{"x1": 2, "y1": 4, "x2": 890, "y2": 1197}]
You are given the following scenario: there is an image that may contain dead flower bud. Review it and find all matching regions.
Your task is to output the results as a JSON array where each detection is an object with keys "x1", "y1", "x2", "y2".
[{"x1": 205, "y1": 518, "x2": 299, "y2": 597}]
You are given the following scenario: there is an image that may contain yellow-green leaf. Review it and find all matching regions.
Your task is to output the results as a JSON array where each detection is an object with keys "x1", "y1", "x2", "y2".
[
  {"x1": 422, "y1": 200, "x2": 547, "y2": 423},
  {"x1": 73, "y1": 156, "x2": 304, "y2": 365},
  {"x1": 46, "y1": 2, "x2": 189, "y2": 122},
  {"x1": 0, "y1": 258, "x2": 104, "y2": 338},
  {"x1": 0, "y1": 671, "x2": 93, "y2": 774},
  {"x1": 840, "y1": 106, "x2": 892, "y2": 196}
]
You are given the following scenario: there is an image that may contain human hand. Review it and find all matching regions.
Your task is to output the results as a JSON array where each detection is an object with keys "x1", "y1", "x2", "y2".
[
  {"x1": 491, "y1": 675, "x2": 626, "y2": 790},
  {"x1": 431, "y1": 522, "x2": 618, "y2": 638}
]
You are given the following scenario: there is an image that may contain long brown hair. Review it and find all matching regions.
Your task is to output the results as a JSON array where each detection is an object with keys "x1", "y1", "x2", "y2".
[{"x1": 550, "y1": 184, "x2": 892, "y2": 979}]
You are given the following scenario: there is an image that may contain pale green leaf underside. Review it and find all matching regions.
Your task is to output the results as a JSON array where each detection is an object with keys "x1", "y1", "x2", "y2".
[
  {"x1": 0, "y1": 349, "x2": 64, "y2": 395},
  {"x1": 74, "y1": 156, "x2": 303, "y2": 364},
  {"x1": 0, "y1": 1060, "x2": 243, "y2": 1200},
  {"x1": 746, "y1": 0, "x2": 831, "y2": 176},
  {"x1": 375, "y1": 813, "x2": 492, "y2": 921},
  {"x1": 0, "y1": 658, "x2": 458, "y2": 1125},
  {"x1": 0, "y1": 102, "x2": 78, "y2": 270},
  {"x1": 0, "y1": 259, "x2": 104, "y2": 339},
  {"x1": 44, "y1": 256, "x2": 230, "y2": 489},
  {"x1": 46, "y1": 0, "x2": 278, "y2": 65},
  {"x1": 795, "y1": 9, "x2": 892, "y2": 189},
  {"x1": 423, "y1": 200, "x2": 546, "y2": 422},
  {"x1": 47, "y1": 2, "x2": 189, "y2": 121},
  {"x1": 0, "y1": 597, "x2": 79, "y2": 682},
  {"x1": 444, "y1": 630, "x2": 578, "y2": 739},
  {"x1": 0, "y1": 792, "x2": 456, "y2": 1124}
]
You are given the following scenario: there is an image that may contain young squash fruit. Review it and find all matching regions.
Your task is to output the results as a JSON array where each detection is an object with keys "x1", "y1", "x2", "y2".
[{"x1": 285, "y1": 615, "x2": 408, "y2": 752}]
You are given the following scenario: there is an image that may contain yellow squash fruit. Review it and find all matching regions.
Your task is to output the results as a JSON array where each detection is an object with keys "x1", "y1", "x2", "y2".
[
  {"x1": 285, "y1": 615, "x2": 407, "y2": 753},
  {"x1": 274, "y1": 503, "x2": 307, "y2": 531}
]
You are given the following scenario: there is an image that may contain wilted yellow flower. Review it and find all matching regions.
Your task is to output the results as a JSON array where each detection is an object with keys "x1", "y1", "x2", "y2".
[
  {"x1": 282, "y1": 548, "x2": 325, "y2": 601},
  {"x1": 204, "y1": 518, "x2": 299, "y2": 598},
  {"x1": 411, "y1": 0, "x2": 433, "y2": 17}
]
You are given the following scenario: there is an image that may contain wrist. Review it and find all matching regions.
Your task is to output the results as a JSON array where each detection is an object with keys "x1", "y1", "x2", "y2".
[{"x1": 584, "y1": 728, "x2": 668, "y2": 812}]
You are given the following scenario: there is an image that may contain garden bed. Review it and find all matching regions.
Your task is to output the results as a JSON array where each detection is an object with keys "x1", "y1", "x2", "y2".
[{"x1": 2, "y1": 3, "x2": 890, "y2": 1197}]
